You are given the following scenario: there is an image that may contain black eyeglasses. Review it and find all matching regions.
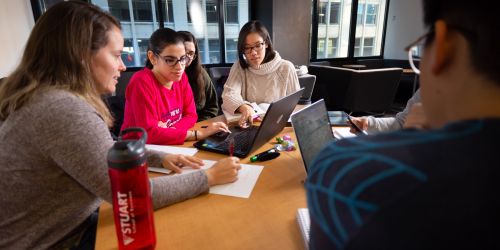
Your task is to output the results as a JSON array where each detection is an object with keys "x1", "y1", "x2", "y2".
[
  {"x1": 243, "y1": 42, "x2": 265, "y2": 54},
  {"x1": 155, "y1": 53, "x2": 189, "y2": 67},
  {"x1": 185, "y1": 51, "x2": 197, "y2": 60}
]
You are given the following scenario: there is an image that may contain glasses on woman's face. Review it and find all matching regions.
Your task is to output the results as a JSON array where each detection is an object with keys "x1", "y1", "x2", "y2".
[
  {"x1": 185, "y1": 51, "x2": 197, "y2": 60},
  {"x1": 156, "y1": 53, "x2": 189, "y2": 67},
  {"x1": 405, "y1": 30, "x2": 434, "y2": 75},
  {"x1": 243, "y1": 42, "x2": 265, "y2": 55}
]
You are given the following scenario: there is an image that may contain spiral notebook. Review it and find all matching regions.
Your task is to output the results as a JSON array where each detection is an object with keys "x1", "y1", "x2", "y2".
[{"x1": 296, "y1": 208, "x2": 310, "y2": 250}]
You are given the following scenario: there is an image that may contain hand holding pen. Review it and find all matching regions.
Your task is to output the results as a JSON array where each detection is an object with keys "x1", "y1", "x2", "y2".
[{"x1": 347, "y1": 116, "x2": 368, "y2": 135}]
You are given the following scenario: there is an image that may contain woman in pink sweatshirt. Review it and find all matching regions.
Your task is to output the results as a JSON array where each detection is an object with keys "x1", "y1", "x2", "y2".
[{"x1": 121, "y1": 28, "x2": 228, "y2": 145}]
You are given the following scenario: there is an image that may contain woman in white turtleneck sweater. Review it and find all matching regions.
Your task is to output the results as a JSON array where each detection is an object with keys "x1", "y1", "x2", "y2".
[{"x1": 222, "y1": 20, "x2": 300, "y2": 127}]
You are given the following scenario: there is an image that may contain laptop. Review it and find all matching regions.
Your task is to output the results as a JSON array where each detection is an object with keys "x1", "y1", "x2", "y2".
[
  {"x1": 194, "y1": 89, "x2": 305, "y2": 157},
  {"x1": 291, "y1": 99, "x2": 335, "y2": 172}
]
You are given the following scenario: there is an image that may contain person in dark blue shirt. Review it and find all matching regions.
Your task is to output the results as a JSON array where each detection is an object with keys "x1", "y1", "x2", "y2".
[{"x1": 306, "y1": 0, "x2": 500, "y2": 249}]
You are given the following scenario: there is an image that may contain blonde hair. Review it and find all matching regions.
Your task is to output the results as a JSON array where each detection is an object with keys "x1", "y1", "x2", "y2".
[{"x1": 0, "y1": 1, "x2": 121, "y2": 127}]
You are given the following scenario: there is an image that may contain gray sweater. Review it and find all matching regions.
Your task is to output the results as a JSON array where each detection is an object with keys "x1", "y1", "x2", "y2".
[
  {"x1": 366, "y1": 90, "x2": 422, "y2": 133},
  {"x1": 0, "y1": 89, "x2": 208, "y2": 249}
]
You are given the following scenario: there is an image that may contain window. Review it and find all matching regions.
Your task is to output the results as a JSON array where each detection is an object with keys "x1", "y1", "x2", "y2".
[
  {"x1": 354, "y1": 38, "x2": 361, "y2": 56},
  {"x1": 315, "y1": 0, "x2": 352, "y2": 59},
  {"x1": 311, "y1": 0, "x2": 388, "y2": 60},
  {"x1": 132, "y1": 0, "x2": 153, "y2": 22},
  {"x1": 109, "y1": 0, "x2": 131, "y2": 21},
  {"x1": 208, "y1": 39, "x2": 220, "y2": 64},
  {"x1": 318, "y1": 1, "x2": 340, "y2": 25},
  {"x1": 86, "y1": 0, "x2": 249, "y2": 66},
  {"x1": 161, "y1": 0, "x2": 174, "y2": 23},
  {"x1": 225, "y1": 39, "x2": 238, "y2": 63},
  {"x1": 327, "y1": 38, "x2": 338, "y2": 57},
  {"x1": 225, "y1": 0, "x2": 238, "y2": 23},
  {"x1": 329, "y1": 3, "x2": 340, "y2": 24},
  {"x1": 206, "y1": 0, "x2": 218, "y2": 23},
  {"x1": 356, "y1": 4, "x2": 364, "y2": 25},
  {"x1": 365, "y1": 4, "x2": 378, "y2": 25}
]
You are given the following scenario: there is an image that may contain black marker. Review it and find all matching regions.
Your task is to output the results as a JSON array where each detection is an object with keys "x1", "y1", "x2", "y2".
[{"x1": 250, "y1": 148, "x2": 280, "y2": 162}]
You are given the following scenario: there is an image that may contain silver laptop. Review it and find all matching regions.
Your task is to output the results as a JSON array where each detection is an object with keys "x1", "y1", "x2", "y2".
[{"x1": 291, "y1": 99, "x2": 335, "y2": 172}]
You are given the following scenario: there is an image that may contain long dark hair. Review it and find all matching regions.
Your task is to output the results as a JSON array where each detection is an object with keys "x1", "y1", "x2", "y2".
[
  {"x1": 237, "y1": 20, "x2": 276, "y2": 69},
  {"x1": 0, "y1": 1, "x2": 120, "y2": 126},
  {"x1": 178, "y1": 31, "x2": 205, "y2": 103},
  {"x1": 145, "y1": 28, "x2": 184, "y2": 69}
]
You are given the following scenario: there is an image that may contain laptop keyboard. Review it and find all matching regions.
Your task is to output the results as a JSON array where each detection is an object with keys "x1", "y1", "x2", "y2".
[{"x1": 213, "y1": 126, "x2": 259, "y2": 153}]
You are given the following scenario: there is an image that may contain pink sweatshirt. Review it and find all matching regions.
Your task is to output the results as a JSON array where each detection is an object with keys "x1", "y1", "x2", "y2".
[{"x1": 121, "y1": 68, "x2": 198, "y2": 145}]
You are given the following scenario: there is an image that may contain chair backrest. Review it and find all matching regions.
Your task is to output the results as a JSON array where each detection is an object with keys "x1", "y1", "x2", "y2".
[
  {"x1": 344, "y1": 67, "x2": 403, "y2": 114},
  {"x1": 308, "y1": 65, "x2": 352, "y2": 110},
  {"x1": 297, "y1": 74, "x2": 316, "y2": 105},
  {"x1": 116, "y1": 70, "x2": 136, "y2": 96},
  {"x1": 107, "y1": 69, "x2": 137, "y2": 138},
  {"x1": 208, "y1": 66, "x2": 231, "y2": 114}
]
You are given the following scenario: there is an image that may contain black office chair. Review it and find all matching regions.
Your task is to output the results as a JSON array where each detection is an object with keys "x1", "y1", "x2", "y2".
[
  {"x1": 343, "y1": 67, "x2": 403, "y2": 115},
  {"x1": 208, "y1": 67, "x2": 231, "y2": 114},
  {"x1": 298, "y1": 74, "x2": 316, "y2": 105},
  {"x1": 105, "y1": 70, "x2": 137, "y2": 138}
]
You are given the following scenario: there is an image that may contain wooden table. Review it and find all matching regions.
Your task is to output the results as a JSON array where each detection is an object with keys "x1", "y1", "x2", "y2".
[{"x1": 95, "y1": 117, "x2": 308, "y2": 250}]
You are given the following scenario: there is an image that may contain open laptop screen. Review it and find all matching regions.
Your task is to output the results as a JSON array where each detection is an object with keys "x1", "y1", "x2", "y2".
[{"x1": 291, "y1": 99, "x2": 335, "y2": 172}]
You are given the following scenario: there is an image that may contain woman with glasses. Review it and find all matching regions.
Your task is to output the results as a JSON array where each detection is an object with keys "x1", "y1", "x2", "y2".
[
  {"x1": 121, "y1": 28, "x2": 229, "y2": 145},
  {"x1": 222, "y1": 20, "x2": 300, "y2": 128},
  {"x1": 0, "y1": 2, "x2": 241, "y2": 248},
  {"x1": 178, "y1": 31, "x2": 219, "y2": 121}
]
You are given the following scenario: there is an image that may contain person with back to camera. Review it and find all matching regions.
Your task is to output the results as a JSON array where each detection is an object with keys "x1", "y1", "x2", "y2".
[
  {"x1": 306, "y1": 0, "x2": 500, "y2": 249},
  {"x1": 349, "y1": 90, "x2": 428, "y2": 134},
  {"x1": 221, "y1": 20, "x2": 300, "y2": 128},
  {"x1": 178, "y1": 30, "x2": 219, "y2": 121},
  {"x1": 0, "y1": 2, "x2": 240, "y2": 249},
  {"x1": 121, "y1": 28, "x2": 229, "y2": 145}
]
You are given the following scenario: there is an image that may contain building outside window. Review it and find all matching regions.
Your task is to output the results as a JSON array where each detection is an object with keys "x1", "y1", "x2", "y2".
[
  {"x1": 90, "y1": 0, "x2": 249, "y2": 66},
  {"x1": 314, "y1": 0, "x2": 387, "y2": 59}
]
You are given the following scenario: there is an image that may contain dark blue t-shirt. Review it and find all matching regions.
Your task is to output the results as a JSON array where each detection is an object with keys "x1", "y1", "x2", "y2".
[{"x1": 306, "y1": 119, "x2": 500, "y2": 250}]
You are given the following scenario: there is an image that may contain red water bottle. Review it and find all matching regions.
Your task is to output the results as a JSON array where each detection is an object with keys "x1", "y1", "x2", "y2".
[{"x1": 108, "y1": 127, "x2": 156, "y2": 250}]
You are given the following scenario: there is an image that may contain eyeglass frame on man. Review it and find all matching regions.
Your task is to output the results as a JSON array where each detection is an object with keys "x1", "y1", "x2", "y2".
[
  {"x1": 155, "y1": 53, "x2": 189, "y2": 67},
  {"x1": 243, "y1": 42, "x2": 265, "y2": 55},
  {"x1": 405, "y1": 24, "x2": 475, "y2": 75},
  {"x1": 405, "y1": 29, "x2": 435, "y2": 75}
]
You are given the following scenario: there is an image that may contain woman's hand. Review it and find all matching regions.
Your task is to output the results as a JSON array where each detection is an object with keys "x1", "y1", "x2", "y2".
[
  {"x1": 162, "y1": 154, "x2": 204, "y2": 173},
  {"x1": 349, "y1": 116, "x2": 368, "y2": 134},
  {"x1": 197, "y1": 122, "x2": 230, "y2": 140},
  {"x1": 205, "y1": 157, "x2": 241, "y2": 186},
  {"x1": 237, "y1": 104, "x2": 255, "y2": 128}
]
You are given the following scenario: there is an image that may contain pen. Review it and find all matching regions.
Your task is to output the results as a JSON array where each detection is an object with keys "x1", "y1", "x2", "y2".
[
  {"x1": 347, "y1": 115, "x2": 368, "y2": 135},
  {"x1": 229, "y1": 138, "x2": 235, "y2": 157}
]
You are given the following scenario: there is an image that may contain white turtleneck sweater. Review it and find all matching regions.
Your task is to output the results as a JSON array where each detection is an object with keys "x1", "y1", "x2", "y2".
[{"x1": 221, "y1": 52, "x2": 300, "y2": 114}]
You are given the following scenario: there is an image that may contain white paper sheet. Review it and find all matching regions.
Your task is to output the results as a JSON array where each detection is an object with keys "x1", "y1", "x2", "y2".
[
  {"x1": 158, "y1": 160, "x2": 263, "y2": 198},
  {"x1": 145, "y1": 145, "x2": 198, "y2": 174},
  {"x1": 333, "y1": 127, "x2": 357, "y2": 139}
]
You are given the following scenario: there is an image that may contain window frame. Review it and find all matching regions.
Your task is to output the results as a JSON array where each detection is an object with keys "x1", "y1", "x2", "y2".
[
  {"x1": 310, "y1": 0, "x2": 390, "y2": 63},
  {"x1": 30, "y1": 0, "x2": 249, "y2": 69}
]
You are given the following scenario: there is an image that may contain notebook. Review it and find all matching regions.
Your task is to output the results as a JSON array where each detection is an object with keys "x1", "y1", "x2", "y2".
[
  {"x1": 291, "y1": 99, "x2": 335, "y2": 172},
  {"x1": 296, "y1": 208, "x2": 310, "y2": 250},
  {"x1": 194, "y1": 89, "x2": 304, "y2": 158}
]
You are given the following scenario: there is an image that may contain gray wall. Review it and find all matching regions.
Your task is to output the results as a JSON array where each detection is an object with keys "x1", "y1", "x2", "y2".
[
  {"x1": 0, "y1": 0, "x2": 34, "y2": 78},
  {"x1": 383, "y1": 0, "x2": 425, "y2": 59}
]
